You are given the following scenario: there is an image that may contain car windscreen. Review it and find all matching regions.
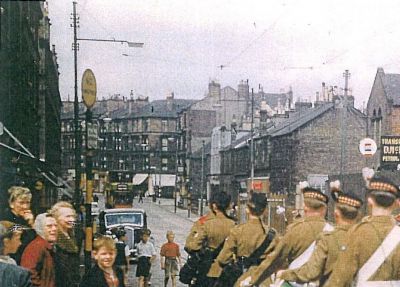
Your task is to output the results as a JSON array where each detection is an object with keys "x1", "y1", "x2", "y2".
[{"x1": 105, "y1": 213, "x2": 143, "y2": 227}]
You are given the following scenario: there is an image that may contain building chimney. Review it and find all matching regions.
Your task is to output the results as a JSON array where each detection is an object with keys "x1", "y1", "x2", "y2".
[
  {"x1": 166, "y1": 92, "x2": 174, "y2": 111},
  {"x1": 322, "y1": 82, "x2": 326, "y2": 101}
]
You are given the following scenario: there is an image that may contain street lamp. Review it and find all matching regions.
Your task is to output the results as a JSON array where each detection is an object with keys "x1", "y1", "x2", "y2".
[
  {"x1": 72, "y1": 1, "x2": 143, "y2": 212},
  {"x1": 71, "y1": 2, "x2": 144, "y2": 273},
  {"x1": 200, "y1": 140, "x2": 205, "y2": 216}
]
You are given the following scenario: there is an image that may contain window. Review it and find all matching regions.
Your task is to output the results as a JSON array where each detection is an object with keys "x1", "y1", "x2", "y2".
[
  {"x1": 143, "y1": 119, "x2": 149, "y2": 132},
  {"x1": 162, "y1": 120, "x2": 168, "y2": 132},
  {"x1": 162, "y1": 138, "x2": 168, "y2": 151}
]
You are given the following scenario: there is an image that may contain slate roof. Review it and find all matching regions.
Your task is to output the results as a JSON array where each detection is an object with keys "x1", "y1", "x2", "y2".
[
  {"x1": 268, "y1": 103, "x2": 334, "y2": 137},
  {"x1": 383, "y1": 73, "x2": 400, "y2": 106},
  {"x1": 61, "y1": 99, "x2": 197, "y2": 120},
  {"x1": 133, "y1": 99, "x2": 196, "y2": 118}
]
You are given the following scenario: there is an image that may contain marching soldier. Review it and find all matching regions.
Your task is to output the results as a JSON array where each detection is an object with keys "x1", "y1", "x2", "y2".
[
  {"x1": 184, "y1": 191, "x2": 235, "y2": 286},
  {"x1": 237, "y1": 184, "x2": 333, "y2": 287},
  {"x1": 325, "y1": 176, "x2": 400, "y2": 287},
  {"x1": 213, "y1": 192, "x2": 276, "y2": 287},
  {"x1": 276, "y1": 181, "x2": 363, "y2": 286}
]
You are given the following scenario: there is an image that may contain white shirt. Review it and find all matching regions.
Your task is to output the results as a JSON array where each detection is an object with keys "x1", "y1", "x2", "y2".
[{"x1": 137, "y1": 240, "x2": 156, "y2": 258}]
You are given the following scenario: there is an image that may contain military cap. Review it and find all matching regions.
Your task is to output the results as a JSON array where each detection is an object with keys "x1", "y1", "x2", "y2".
[
  {"x1": 302, "y1": 187, "x2": 329, "y2": 204},
  {"x1": 368, "y1": 176, "x2": 400, "y2": 197},
  {"x1": 333, "y1": 190, "x2": 362, "y2": 208},
  {"x1": 330, "y1": 180, "x2": 362, "y2": 208}
]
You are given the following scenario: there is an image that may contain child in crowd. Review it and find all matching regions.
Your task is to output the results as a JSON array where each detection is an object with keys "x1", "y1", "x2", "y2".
[
  {"x1": 160, "y1": 230, "x2": 181, "y2": 287},
  {"x1": 80, "y1": 236, "x2": 125, "y2": 287},
  {"x1": 114, "y1": 228, "x2": 130, "y2": 278},
  {"x1": 136, "y1": 229, "x2": 156, "y2": 287}
]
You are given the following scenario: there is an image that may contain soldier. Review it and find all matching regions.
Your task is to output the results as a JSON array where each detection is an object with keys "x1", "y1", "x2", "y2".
[
  {"x1": 214, "y1": 192, "x2": 276, "y2": 287},
  {"x1": 275, "y1": 181, "x2": 363, "y2": 286},
  {"x1": 325, "y1": 176, "x2": 400, "y2": 287},
  {"x1": 237, "y1": 184, "x2": 333, "y2": 287},
  {"x1": 183, "y1": 191, "x2": 235, "y2": 286}
]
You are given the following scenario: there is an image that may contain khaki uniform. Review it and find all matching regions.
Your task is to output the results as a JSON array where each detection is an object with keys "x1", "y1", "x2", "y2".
[
  {"x1": 185, "y1": 212, "x2": 235, "y2": 278},
  {"x1": 236, "y1": 215, "x2": 328, "y2": 286},
  {"x1": 213, "y1": 218, "x2": 271, "y2": 269},
  {"x1": 325, "y1": 215, "x2": 400, "y2": 287},
  {"x1": 185, "y1": 212, "x2": 215, "y2": 251},
  {"x1": 280, "y1": 224, "x2": 352, "y2": 286}
]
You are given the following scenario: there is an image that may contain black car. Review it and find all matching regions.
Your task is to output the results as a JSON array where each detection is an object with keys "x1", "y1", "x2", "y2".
[{"x1": 99, "y1": 208, "x2": 147, "y2": 262}]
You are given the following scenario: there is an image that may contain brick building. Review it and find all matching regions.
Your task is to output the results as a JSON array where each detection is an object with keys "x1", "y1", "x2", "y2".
[{"x1": 0, "y1": 2, "x2": 62, "y2": 212}]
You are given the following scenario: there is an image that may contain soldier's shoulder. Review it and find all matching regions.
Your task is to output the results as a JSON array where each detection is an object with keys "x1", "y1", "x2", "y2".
[
  {"x1": 197, "y1": 213, "x2": 214, "y2": 225},
  {"x1": 348, "y1": 216, "x2": 373, "y2": 233},
  {"x1": 287, "y1": 217, "x2": 306, "y2": 230}
]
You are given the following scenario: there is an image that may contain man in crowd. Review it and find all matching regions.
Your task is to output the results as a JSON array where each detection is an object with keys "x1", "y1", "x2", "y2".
[
  {"x1": 325, "y1": 176, "x2": 400, "y2": 286},
  {"x1": 238, "y1": 184, "x2": 332, "y2": 287},
  {"x1": 276, "y1": 181, "x2": 363, "y2": 286},
  {"x1": 185, "y1": 191, "x2": 235, "y2": 286}
]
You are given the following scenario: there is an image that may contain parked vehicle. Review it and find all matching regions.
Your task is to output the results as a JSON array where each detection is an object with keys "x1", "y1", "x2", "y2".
[{"x1": 99, "y1": 208, "x2": 147, "y2": 261}]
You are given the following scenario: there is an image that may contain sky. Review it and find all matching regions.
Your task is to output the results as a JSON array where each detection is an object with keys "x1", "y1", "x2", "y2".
[{"x1": 48, "y1": 0, "x2": 400, "y2": 108}]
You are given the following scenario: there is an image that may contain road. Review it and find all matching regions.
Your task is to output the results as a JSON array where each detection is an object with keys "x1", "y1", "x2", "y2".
[{"x1": 126, "y1": 197, "x2": 199, "y2": 286}]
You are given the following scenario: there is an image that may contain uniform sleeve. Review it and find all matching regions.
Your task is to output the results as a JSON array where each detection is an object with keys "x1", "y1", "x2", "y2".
[
  {"x1": 21, "y1": 243, "x2": 42, "y2": 286},
  {"x1": 324, "y1": 230, "x2": 359, "y2": 287},
  {"x1": 280, "y1": 235, "x2": 328, "y2": 283},
  {"x1": 216, "y1": 227, "x2": 238, "y2": 266}
]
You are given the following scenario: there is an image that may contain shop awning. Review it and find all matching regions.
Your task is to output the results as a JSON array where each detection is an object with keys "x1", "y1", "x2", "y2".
[
  {"x1": 150, "y1": 174, "x2": 176, "y2": 187},
  {"x1": 132, "y1": 173, "x2": 148, "y2": 185}
]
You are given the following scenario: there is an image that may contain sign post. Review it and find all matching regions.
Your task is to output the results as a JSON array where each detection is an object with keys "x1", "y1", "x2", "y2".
[
  {"x1": 82, "y1": 69, "x2": 97, "y2": 272},
  {"x1": 359, "y1": 138, "x2": 377, "y2": 158}
]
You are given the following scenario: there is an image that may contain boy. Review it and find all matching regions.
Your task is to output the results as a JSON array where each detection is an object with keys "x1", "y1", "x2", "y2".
[
  {"x1": 80, "y1": 236, "x2": 125, "y2": 287},
  {"x1": 136, "y1": 229, "x2": 156, "y2": 287},
  {"x1": 160, "y1": 231, "x2": 181, "y2": 287},
  {"x1": 114, "y1": 228, "x2": 130, "y2": 277}
]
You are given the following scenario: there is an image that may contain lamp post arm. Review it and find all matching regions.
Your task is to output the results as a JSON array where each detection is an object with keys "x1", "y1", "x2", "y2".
[{"x1": 77, "y1": 38, "x2": 144, "y2": 47}]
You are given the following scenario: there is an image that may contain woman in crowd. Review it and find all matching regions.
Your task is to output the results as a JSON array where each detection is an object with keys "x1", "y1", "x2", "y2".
[
  {"x1": 21, "y1": 213, "x2": 58, "y2": 287},
  {"x1": 0, "y1": 221, "x2": 32, "y2": 287},
  {"x1": 0, "y1": 186, "x2": 36, "y2": 264},
  {"x1": 0, "y1": 221, "x2": 23, "y2": 265},
  {"x1": 50, "y1": 201, "x2": 80, "y2": 287}
]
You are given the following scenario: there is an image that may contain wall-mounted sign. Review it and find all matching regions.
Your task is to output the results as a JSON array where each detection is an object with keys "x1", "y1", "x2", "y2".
[
  {"x1": 359, "y1": 138, "x2": 377, "y2": 157},
  {"x1": 381, "y1": 136, "x2": 400, "y2": 169},
  {"x1": 87, "y1": 123, "x2": 98, "y2": 149}
]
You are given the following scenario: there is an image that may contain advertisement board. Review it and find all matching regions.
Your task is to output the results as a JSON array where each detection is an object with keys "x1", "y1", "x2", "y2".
[{"x1": 381, "y1": 136, "x2": 400, "y2": 170}]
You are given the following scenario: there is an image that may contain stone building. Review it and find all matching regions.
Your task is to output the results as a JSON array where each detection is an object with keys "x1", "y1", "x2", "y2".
[
  {"x1": 60, "y1": 94, "x2": 194, "y2": 199},
  {"x1": 0, "y1": 2, "x2": 62, "y2": 211},
  {"x1": 366, "y1": 67, "x2": 400, "y2": 170},
  {"x1": 220, "y1": 96, "x2": 367, "y2": 203},
  {"x1": 178, "y1": 80, "x2": 293, "y2": 201}
]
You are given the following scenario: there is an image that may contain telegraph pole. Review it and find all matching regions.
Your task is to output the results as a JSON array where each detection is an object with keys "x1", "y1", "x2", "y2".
[
  {"x1": 340, "y1": 70, "x2": 350, "y2": 185},
  {"x1": 250, "y1": 88, "x2": 254, "y2": 190},
  {"x1": 72, "y1": 1, "x2": 81, "y2": 209},
  {"x1": 200, "y1": 140, "x2": 205, "y2": 216}
]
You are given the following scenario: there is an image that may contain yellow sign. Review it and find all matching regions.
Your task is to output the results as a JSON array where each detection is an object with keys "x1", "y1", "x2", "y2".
[{"x1": 81, "y1": 69, "x2": 97, "y2": 108}]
